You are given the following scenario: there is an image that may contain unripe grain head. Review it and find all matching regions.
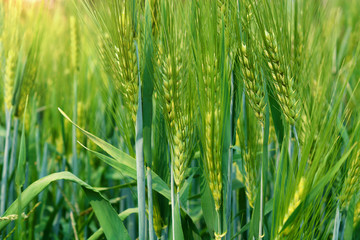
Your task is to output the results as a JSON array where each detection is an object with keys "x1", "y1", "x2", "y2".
[
  {"x1": 238, "y1": 43, "x2": 266, "y2": 125},
  {"x1": 263, "y1": 30, "x2": 299, "y2": 125},
  {"x1": 4, "y1": 49, "x2": 16, "y2": 109}
]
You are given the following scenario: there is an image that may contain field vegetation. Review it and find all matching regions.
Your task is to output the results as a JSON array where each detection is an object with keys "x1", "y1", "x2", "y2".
[{"x1": 1, "y1": 0, "x2": 360, "y2": 239}]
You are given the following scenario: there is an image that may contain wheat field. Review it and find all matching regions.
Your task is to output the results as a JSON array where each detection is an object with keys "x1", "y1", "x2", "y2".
[{"x1": 1, "y1": 0, "x2": 360, "y2": 239}]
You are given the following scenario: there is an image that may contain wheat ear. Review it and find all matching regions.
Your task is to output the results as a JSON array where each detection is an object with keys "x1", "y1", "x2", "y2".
[{"x1": 264, "y1": 30, "x2": 299, "y2": 125}]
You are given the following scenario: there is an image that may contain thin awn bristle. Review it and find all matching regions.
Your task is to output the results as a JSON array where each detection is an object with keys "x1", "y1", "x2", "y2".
[{"x1": 76, "y1": 101, "x2": 85, "y2": 152}]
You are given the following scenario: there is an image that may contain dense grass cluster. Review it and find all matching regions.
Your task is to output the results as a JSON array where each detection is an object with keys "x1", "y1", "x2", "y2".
[{"x1": 1, "y1": 0, "x2": 360, "y2": 239}]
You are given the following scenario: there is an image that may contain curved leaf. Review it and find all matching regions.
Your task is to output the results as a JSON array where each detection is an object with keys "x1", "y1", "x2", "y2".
[
  {"x1": 0, "y1": 172, "x2": 130, "y2": 240},
  {"x1": 59, "y1": 108, "x2": 136, "y2": 170},
  {"x1": 88, "y1": 208, "x2": 138, "y2": 240},
  {"x1": 78, "y1": 142, "x2": 171, "y2": 200}
]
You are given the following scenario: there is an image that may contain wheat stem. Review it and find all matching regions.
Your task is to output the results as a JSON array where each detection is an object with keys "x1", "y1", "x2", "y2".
[
  {"x1": 147, "y1": 167, "x2": 155, "y2": 240},
  {"x1": 134, "y1": 39, "x2": 146, "y2": 240},
  {"x1": 225, "y1": 61, "x2": 235, "y2": 240},
  {"x1": 8, "y1": 118, "x2": 20, "y2": 207},
  {"x1": 70, "y1": 211, "x2": 79, "y2": 240},
  {"x1": 170, "y1": 152, "x2": 176, "y2": 240},
  {"x1": 38, "y1": 143, "x2": 48, "y2": 201},
  {"x1": 71, "y1": 75, "x2": 78, "y2": 208},
  {"x1": 259, "y1": 126, "x2": 265, "y2": 239},
  {"x1": 215, "y1": 209, "x2": 223, "y2": 240},
  {"x1": 1, "y1": 108, "x2": 12, "y2": 216},
  {"x1": 332, "y1": 202, "x2": 340, "y2": 240},
  {"x1": 260, "y1": 86, "x2": 269, "y2": 239}
]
